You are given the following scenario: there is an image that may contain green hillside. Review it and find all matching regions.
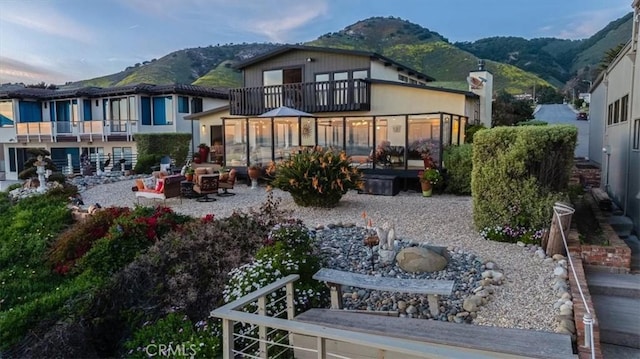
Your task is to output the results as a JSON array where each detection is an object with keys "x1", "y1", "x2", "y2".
[
  {"x1": 192, "y1": 60, "x2": 242, "y2": 87},
  {"x1": 67, "y1": 14, "x2": 631, "y2": 96}
]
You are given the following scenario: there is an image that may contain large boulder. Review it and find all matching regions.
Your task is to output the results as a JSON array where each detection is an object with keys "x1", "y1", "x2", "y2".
[{"x1": 395, "y1": 246, "x2": 449, "y2": 273}]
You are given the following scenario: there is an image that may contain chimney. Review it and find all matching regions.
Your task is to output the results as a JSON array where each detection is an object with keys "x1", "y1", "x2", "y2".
[{"x1": 467, "y1": 59, "x2": 493, "y2": 128}]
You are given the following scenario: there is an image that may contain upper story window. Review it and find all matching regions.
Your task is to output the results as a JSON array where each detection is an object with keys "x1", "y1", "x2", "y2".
[
  {"x1": 178, "y1": 96, "x2": 189, "y2": 113},
  {"x1": 613, "y1": 100, "x2": 620, "y2": 124},
  {"x1": 264, "y1": 68, "x2": 302, "y2": 86},
  {"x1": 18, "y1": 100, "x2": 42, "y2": 123},
  {"x1": 398, "y1": 74, "x2": 408, "y2": 82},
  {"x1": 110, "y1": 97, "x2": 136, "y2": 121},
  {"x1": 192, "y1": 98, "x2": 203, "y2": 113},
  {"x1": 633, "y1": 118, "x2": 640, "y2": 150},
  {"x1": 0, "y1": 101, "x2": 15, "y2": 126},
  {"x1": 152, "y1": 96, "x2": 174, "y2": 125},
  {"x1": 608, "y1": 104, "x2": 613, "y2": 125},
  {"x1": 621, "y1": 94, "x2": 629, "y2": 123}
]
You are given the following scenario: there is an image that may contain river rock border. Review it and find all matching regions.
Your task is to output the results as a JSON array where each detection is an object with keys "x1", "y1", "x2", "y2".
[
  {"x1": 516, "y1": 241, "x2": 575, "y2": 338},
  {"x1": 314, "y1": 222, "x2": 506, "y2": 323}
]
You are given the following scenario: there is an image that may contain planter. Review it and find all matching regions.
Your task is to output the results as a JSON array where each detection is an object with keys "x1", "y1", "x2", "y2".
[
  {"x1": 247, "y1": 167, "x2": 260, "y2": 180},
  {"x1": 420, "y1": 181, "x2": 432, "y2": 197},
  {"x1": 198, "y1": 147, "x2": 210, "y2": 163}
]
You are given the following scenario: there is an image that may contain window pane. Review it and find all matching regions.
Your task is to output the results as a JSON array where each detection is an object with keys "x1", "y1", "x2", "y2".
[
  {"x1": 317, "y1": 118, "x2": 343, "y2": 150},
  {"x1": 374, "y1": 116, "x2": 405, "y2": 169},
  {"x1": 634, "y1": 119, "x2": 640, "y2": 150},
  {"x1": 274, "y1": 118, "x2": 299, "y2": 162},
  {"x1": 334, "y1": 72, "x2": 349, "y2": 105},
  {"x1": 345, "y1": 117, "x2": 373, "y2": 166},
  {"x1": 407, "y1": 114, "x2": 441, "y2": 169},
  {"x1": 263, "y1": 70, "x2": 283, "y2": 86},
  {"x1": 353, "y1": 70, "x2": 367, "y2": 79},
  {"x1": 178, "y1": 96, "x2": 189, "y2": 113},
  {"x1": 129, "y1": 97, "x2": 136, "y2": 121},
  {"x1": 0, "y1": 101, "x2": 15, "y2": 126},
  {"x1": 315, "y1": 74, "x2": 330, "y2": 107},
  {"x1": 224, "y1": 119, "x2": 247, "y2": 167},
  {"x1": 249, "y1": 118, "x2": 272, "y2": 166}
]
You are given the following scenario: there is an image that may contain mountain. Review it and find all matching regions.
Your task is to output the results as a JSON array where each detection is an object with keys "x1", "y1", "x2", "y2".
[
  {"x1": 455, "y1": 12, "x2": 633, "y2": 89},
  {"x1": 69, "y1": 15, "x2": 633, "y2": 95}
]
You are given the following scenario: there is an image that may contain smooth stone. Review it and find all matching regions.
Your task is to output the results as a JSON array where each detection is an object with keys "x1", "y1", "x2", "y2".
[
  {"x1": 463, "y1": 295, "x2": 483, "y2": 312},
  {"x1": 395, "y1": 247, "x2": 448, "y2": 273}
]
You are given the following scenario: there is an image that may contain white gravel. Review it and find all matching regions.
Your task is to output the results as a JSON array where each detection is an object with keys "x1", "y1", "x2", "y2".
[{"x1": 80, "y1": 179, "x2": 560, "y2": 332}]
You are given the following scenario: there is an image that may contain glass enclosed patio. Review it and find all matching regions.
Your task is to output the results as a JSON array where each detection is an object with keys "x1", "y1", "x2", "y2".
[{"x1": 222, "y1": 112, "x2": 467, "y2": 174}]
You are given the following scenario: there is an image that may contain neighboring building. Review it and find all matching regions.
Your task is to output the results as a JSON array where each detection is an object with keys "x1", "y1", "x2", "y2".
[
  {"x1": 189, "y1": 45, "x2": 493, "y2": 178},
  {"x1": 589, "y1": 0, "x2": 639, "y2": 233},
  {"x1": 0, "y1": 84, "x2": 228, "y2": 180}
]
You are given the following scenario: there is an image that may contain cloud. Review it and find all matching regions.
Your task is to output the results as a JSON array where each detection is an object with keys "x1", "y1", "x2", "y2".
[
  {"x1": 246, "y1": 2, "x2": 329, "y2": 42},
  {"x1": 0, "y1": 3, "x2": 94, "y2": 43},
  {"x1": 0, "y1": 56, "x2": 67, "y2": 84},
  {"x1": 542, "y1": 5, "x2": 632, "y2": 39}
]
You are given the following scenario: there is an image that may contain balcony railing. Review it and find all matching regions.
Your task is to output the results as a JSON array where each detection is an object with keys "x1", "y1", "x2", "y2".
[
  {"x1": 230, "y1": 79, "x2": 371, "y2": 116},
  {"x1": 15, "y1": 120, "x2": 138, "y2": 142}
]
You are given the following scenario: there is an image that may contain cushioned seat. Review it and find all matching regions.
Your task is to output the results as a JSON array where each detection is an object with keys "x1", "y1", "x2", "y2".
[{"x1": 218, "y1": 169, "x2": 237, "y2": 196}]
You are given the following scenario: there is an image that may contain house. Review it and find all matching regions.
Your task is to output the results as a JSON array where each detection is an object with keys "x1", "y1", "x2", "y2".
[
  {"x1": 588, "y1": 0, "x2": 639, "y2": 233},
  {"x1": 188, "y1": 45, "x2": 493, "y2": 180},
  {"x1": 0, "y1": 83, "x2": 228, "y2": 180}
]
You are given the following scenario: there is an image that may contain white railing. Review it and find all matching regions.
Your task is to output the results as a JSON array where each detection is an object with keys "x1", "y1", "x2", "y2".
[
  {"x1": 554, "y1": 202, "x2": 595, "y2": 359},
  {"x1": 211, "y1": 275, "x2": 515, "y2": 359}
]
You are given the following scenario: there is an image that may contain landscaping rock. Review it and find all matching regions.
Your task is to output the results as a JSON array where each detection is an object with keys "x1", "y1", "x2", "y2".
[{"x1": 395, "y1": 247, "x2": 448, "y2": 273}]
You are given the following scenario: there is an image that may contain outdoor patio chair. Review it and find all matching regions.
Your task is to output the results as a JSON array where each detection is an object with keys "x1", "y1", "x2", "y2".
[{"x1": 218, "y1": 168, "x2": 237, "y2": 197}]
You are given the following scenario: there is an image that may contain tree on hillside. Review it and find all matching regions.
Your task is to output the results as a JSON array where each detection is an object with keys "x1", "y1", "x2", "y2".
[
  {"x1": 26, "y1": 82, "x2": 58, "y2": 90},
  {"x1": 492, "y1": 90, "x2": 534, "y2": 126},
  {"x1": 598, "y1": 43, "x2": 625, "y2": 71},
  {"x1": 536, "y1": 85, "x2": 564, "y2": 104}
]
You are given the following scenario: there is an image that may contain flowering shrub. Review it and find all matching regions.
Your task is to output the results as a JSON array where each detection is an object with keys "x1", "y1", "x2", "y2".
[
  {"x1": 49, "y1": 207, "x2": 131, "y2": 275},
  {"x1": 79, "y1": 206, "x2": 192, "y2": 276},
  {"x1": 267, "y1": 147, "x2": 362, "y2": 208},
  {"x1": 480, "y1": 225, "x2": 545, "y2": 244},
  {"x1": 124, "y1": 313, "x2": 221, "y2": 358}
]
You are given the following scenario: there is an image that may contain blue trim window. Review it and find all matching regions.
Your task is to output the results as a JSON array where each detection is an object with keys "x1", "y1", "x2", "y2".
[
  {"x1": 152, "y1": 96, "x2": 173, "y2": 125},
  {"x1": 18, "y1": 101, "x2": 42, "y2": 123},
  {"x1": 178, "y1": 96, "x2": 189, "y2": 113},
  {"x1": 83, "y1": 99, "x2": 92, "y2": 121},
  {"x1": 141, "y1": 97, "x2": 151, "y2": 125}
]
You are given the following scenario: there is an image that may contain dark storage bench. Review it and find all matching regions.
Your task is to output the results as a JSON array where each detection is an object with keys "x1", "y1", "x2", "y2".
[{"x1": 359, "y1": 174, "x2": 399, "y2": 196}]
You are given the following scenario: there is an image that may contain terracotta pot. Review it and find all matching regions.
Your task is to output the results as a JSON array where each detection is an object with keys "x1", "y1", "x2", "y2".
[
  {"x1": 185, "y1": 173, "x2": 193, "y2": 181},
  {"x1": 247, "y1": 167, "x2": 260, "y2": 180},
  {"x1": 420, "y1": 180, "x2": 432, "y2": 197}
]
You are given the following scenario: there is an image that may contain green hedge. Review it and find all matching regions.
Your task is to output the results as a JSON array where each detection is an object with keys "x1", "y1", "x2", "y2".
[
  {"x1": 472, "y1": 125, "x2": 577, "y2": 231},
  {"x1": 134, "y1": 133, "x2": 192, "y2": 168},
  {"x1": 444, "y1": 144, "x2": 472, "y2": 195}
]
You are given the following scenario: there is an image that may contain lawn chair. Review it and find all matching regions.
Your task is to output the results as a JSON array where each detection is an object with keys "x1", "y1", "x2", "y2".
[{"x1": 218, "y1": 168, "x2": 237, "y2": 197}]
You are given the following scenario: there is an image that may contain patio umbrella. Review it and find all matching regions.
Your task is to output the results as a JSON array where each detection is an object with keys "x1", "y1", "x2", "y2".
[{"x1": 258, "y1": 106, "x2": 313, "y2": 117}]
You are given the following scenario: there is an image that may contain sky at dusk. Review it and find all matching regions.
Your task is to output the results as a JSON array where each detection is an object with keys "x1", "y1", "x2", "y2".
[{"x1": 0, "y1": 0, "x2": 633, "y2": 85}]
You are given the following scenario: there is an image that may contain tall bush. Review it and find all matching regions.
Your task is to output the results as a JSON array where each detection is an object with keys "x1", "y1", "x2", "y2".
[
  {"x1": 443, "y1": 144, "x2": 472, "y2": 195},
  {"x1": 472, "y1": 125, "x2": 577, "y2": 235},
  {"x1": 134, "y1": 133, "x2": 192, "y2": 167}
]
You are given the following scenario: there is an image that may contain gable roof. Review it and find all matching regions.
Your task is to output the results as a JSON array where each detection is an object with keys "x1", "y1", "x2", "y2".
[
  {"x1": 234, "y1": 45, "x2": 436, "y2": 82},
  {"x1": 0, "y1": 83, "x2": 229, "y2": 100}
]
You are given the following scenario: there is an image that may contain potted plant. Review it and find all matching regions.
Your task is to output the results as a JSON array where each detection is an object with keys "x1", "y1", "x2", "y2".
[
  {"x1": 198, "y1": 143, "x2": 210, "y2": 163},
  {"x1": 247, "y1": 164, "x2": 261, "y2": 189},
  {"x1": 419, "y1": 168, "x2": 441, "y2": 197},
  {"x1": 185, "y1": 168, "x2": 195, "y2": 181}
]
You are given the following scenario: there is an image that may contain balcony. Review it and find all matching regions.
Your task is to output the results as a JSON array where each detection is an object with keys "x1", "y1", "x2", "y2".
[
  {"x1": 15, "y1": 120, "x2": 138, "y2": 143},
  {"x1": 230, "y1": 79, "x2": 371, "y2": 116}
]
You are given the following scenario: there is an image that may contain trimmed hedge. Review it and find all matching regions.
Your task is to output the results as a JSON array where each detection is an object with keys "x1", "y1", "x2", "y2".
[
  {"x1": 472, "y1": 125, "x2": 577, "y2": 231},
  {"x1": 443, "y1": 144, "x2": 472, "y2": 195},
  {"x1": 134, "y1": 133, "x2": 192, "y2": 168}
]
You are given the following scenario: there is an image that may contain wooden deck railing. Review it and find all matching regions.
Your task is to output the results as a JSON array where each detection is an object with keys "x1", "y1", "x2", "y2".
[
  {"x1": 210, "y1": 275, "x2": 536, "y2": 359},
  {"x1": 229, "y1": 79, "x2": 371, "y2": 116}
]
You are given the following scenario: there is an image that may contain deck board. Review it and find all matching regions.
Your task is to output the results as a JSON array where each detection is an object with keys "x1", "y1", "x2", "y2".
[{"x1": 295, "y1": 309, "x2": 576, "y2": 359}]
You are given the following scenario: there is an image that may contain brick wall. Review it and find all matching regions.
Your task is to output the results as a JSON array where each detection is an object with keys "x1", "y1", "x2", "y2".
[
  {"x1": 567, "y1": 229, "x2": 604, "y2": 359},
  {"x1": 580, "y1": 192, "x2": 631, "y2": 272},
  {"x1": 570, "y1": 164, "x2": 601, "y2": 189}
]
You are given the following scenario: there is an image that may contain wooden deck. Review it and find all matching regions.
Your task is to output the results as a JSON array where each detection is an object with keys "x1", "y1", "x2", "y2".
[{"x1": 295, "y1": 309, "x2": 576, "y2": 359}]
